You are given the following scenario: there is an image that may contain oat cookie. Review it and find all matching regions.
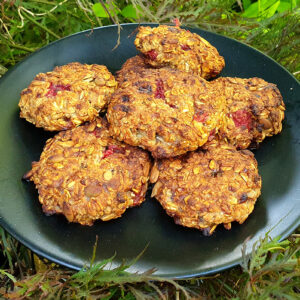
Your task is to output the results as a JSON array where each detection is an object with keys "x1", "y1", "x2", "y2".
[
  {"x1": 215, "y1": 77, "x2": 285, "y2": 149},
  {"x1": 134, "y1": 25, "x2": 225, "y2": 79},
  {"x1": 107, "y1": 67, "x2": 225, "y2": 158},
  {"x1": 19, "y1": 62, "x2": 117, "y2": 131},
  {"x1": 150, "y1": 140, "x2": 261, "y2": 235},
  {"x1": 23, "y1": 118, "x2": 151, "y2": 225}
]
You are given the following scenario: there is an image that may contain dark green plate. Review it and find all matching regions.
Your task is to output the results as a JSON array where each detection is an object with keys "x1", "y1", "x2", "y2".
[{"x1": 0, "y1": 24, "x2": 299, "y2": 279}]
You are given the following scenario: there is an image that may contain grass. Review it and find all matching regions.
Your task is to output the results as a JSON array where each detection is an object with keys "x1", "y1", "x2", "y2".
[
  {"x1": 0, "y1": 1, "x2": 299, "y2": 78},
  {"x1": 1, "y1": 227, "x2": 299, "y2": 299},
  {"x1": 0, "y1": 0, "x2": 299, "y2": 298}
]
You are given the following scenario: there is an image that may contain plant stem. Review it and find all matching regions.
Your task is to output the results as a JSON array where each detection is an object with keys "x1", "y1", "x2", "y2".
[
  {"x1": 21, "y1": 10, "x2": 61, "y2": 40},
  {"x1": 0, "y1": 41, "x2": 35, "y2": 52},
  {"x1": 31, "y1": 0, "x2": 59, "y2": 4}
]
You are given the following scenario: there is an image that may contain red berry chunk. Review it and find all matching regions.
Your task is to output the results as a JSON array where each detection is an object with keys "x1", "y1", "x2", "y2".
[
  {"x1": 102, "y1": 149, "x2": 114, "y2": 158},
  {"x1": 181, "y1": 44, "x2": 191, "y2": 51},
  {"x1": 103, "y1": 145, "x2": 125, "y2": 158},
  {"x1": 46, "y1": 82, "x2": 71, "y2": 97},
  {"x1": 232, "y1": 109, "x2": 252, "y2": 131},
  {"x1": 155, "y1": 79, "x2": 165, "y2": 99},
  {"x1": 133, "y1": 190, "x2": 143, "y2": 205},
  {"x1": 208, "y1": 128, "x2": 216, "y2": 141},
  {"x1": 146, "y1": 50, "x2": 158, "y2": 61},
  {"x1": 193, "y1": 112, "x2": 208, "y2": 123}
]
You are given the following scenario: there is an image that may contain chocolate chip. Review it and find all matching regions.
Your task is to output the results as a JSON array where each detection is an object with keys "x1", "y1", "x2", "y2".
[
  {"x1": 122, "y1": 95, "x2": 130, "y2": 102},
  {"x1": 120, "y1": 105, "x2": 130, "y2": 112},
  {"x1": 138, "y1": 84, "x2": 152, "y2": 94},
  {"x1": 239, "y1": 193, "x2": 248, "y2": 203},
  {"x1": 250, "y1": 104, "x2": 259, "y2": 116},
  {"x1": 257, "y1": 123, "x2": 264, "y2": 133}
]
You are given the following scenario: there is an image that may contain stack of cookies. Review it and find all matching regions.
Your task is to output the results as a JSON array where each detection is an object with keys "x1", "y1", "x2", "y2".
[{"x1": 20, "y1": 24, "x2": 285, "y2": 235}]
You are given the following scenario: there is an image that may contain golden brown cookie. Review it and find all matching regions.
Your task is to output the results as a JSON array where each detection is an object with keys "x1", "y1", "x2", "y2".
[
  {"x1": 19, "y1": 62, "x2": 117, "y2": 131},
  {"x1": 150, "y1": 140, "x2": 261, "y2": 235},
  {"x1": 134, "y1": 25, "x2": 225, "y2": 79},
  {"x1": 107, "y1": 67, "x2": 225, "y2": 158},
  {"x1": 215, "y1": 77, "x2": 285, "y2": 149},
  {"x1": 23, "y1": 118, "x2": 151, "y2": 225}
]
